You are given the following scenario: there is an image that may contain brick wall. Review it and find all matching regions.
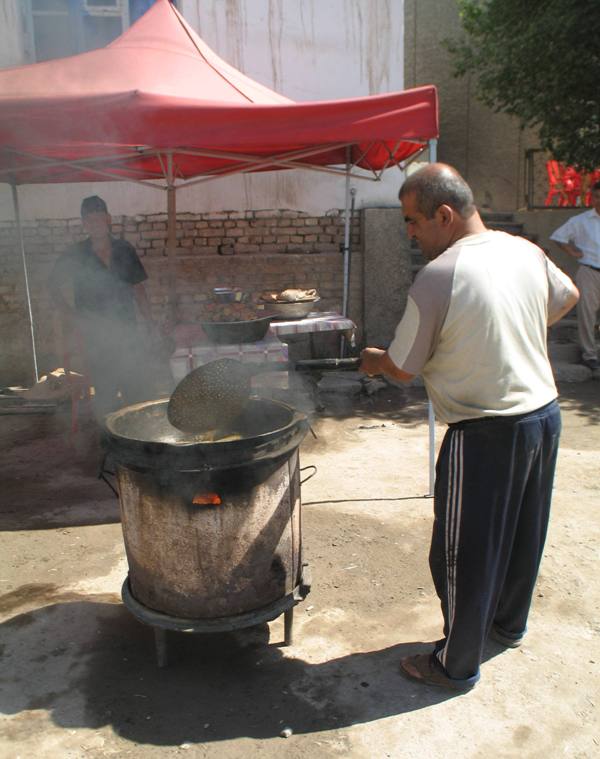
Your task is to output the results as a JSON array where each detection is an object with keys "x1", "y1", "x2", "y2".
[{"x1": 0, "y1": 209, "x2": 363, "y2": 384}]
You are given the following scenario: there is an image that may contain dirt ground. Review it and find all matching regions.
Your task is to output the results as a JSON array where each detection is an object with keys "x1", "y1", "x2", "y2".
[{"x1": 1, "y1": 380, "x2": 599, "y2": 759}]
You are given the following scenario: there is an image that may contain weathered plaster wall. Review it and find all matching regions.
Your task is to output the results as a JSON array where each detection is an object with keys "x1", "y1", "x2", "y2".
[
  {"x1": 0, "y1": 0, "x2": 405, "y2": 220},
  {"x1": 0, "y1": 0, "x2": 28, "y2": 69}
]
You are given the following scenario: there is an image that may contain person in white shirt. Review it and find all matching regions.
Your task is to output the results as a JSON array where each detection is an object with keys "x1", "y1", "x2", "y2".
[
  {"x1": 550, "y1": 181, "x2": 600, "y2": 370},
  {"x1": 360, "y1": 163, "x2": 579, "y2": 691}
]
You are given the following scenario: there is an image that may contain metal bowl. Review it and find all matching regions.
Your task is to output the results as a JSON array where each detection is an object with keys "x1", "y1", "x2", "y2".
[
  {"x1": 260, "y1": 297, "x2": 320, "y2": 320},
  {"x1": 200, "y1": 315, "x2": 272, "y2": 344},
  {"x1": 213, "y1": 287, "x2": 244, "y2": 303}
]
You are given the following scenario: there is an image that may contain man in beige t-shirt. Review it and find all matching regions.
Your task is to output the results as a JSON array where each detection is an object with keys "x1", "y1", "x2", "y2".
[{"x1": 361, "y1": 164, "x2": 578, "y2": 690}]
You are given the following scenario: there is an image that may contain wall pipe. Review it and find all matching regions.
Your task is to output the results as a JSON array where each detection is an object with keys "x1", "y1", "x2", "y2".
[
  {"x1": 426, "y1": 138, "x2": 438, "y2": 497},
  {"x1": 11, "y1": 182, "x2": 39, "y2": 384},
  {"x1": 339, "y1": 147, "x2": 354, "y2": 357}
]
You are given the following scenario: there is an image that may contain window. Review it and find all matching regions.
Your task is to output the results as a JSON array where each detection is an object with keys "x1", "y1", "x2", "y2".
[{"x1": 26, "y1": 0, "x2": 174, "y2": 63}]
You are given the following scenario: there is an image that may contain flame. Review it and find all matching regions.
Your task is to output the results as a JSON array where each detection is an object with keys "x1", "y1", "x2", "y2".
[{"x1": 192, "y1": 493, "x2": 222, "y2": 506}]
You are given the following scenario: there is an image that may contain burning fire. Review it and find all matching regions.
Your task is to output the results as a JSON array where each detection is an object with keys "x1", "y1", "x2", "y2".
[{"x1": 192, "y1": 493, "x2": 222, "y2": 506}]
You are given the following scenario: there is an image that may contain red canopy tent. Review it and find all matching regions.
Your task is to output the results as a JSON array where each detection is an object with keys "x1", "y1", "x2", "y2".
[{"x1": 0, "y1": 0, "x2": 438, "y2": 381}]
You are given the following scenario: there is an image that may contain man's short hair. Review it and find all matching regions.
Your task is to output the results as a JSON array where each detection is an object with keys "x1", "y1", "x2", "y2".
[
  {"x1": 399, "y1": 165, "x2": 476, "y2": 219},
  {"x1": 591, "y1": 180, "x2": 600, "y2": 193},
  {"x1": 81, "y1": 195, "x2": 108, "y2": 217}
]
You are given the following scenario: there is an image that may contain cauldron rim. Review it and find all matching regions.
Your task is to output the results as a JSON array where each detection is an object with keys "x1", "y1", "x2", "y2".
[
  {"x1": 104, "y1": 397, "x2": 309, "y2": 471},
  {"x1": 104, "y1": 396, "x2": 308, "y2": 451}
]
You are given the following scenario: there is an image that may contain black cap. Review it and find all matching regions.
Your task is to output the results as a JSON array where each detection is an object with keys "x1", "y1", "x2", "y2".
[{"x1": 81, "y1": 195, "x2": 108, "y2": 217}]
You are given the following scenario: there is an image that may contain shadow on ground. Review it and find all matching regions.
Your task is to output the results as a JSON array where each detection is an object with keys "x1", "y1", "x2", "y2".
[
  {"x1": 0, "y1": 597, "x2": 506, "y2": 746},
  {"x1": 316, "y1": 384, "x2": 430, "y2": 426},
  {"x1": 556, "y1": 381, "x2": 600, "y2": 449}
]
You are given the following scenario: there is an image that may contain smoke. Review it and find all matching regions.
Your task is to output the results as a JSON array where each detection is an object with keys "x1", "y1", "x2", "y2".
[
  {"x1": 250, "y1": 366, "x2": 319, "y2": 419},
  {"x1": 79, "y1": 314, "x2": 172, "y2": 423}
]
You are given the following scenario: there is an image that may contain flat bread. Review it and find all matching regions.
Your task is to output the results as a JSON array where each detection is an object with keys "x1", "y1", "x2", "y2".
[{"x1": 260, "y1": 288, "x2": 318, "y2": 303}]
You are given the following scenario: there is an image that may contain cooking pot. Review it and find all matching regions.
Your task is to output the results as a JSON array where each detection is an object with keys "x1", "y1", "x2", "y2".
[{"x1": 104, "y1": 396, "x2": 309, "y2": 478}]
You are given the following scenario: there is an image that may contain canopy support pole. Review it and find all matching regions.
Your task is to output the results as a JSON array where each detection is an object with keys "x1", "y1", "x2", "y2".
[
  {"x1": 11, "y1": 182, "x2": 39, "y2": 384},
  {"x1": 166, "y1": 153, "x2": 177, "y2": 331},
  {"x1": 426, "y1": 137, "x2": 438, "y2": 497},
  {"x1": 340, "y1": 147, "x2": 352, "y2": 357}
]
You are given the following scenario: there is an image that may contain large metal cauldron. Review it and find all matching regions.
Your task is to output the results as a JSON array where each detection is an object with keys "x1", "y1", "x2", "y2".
[{"x1": 104, "y1": 398, "x2": 310, "y2": 630}]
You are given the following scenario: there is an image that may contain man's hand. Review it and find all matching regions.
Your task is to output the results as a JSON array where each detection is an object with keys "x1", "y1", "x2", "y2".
[
  {"x1": 360, "y1": 347, "x2": 386, "y2": 376},
  {"x1": 359, "y1": 348, "x2": 415, "y2": 383}
]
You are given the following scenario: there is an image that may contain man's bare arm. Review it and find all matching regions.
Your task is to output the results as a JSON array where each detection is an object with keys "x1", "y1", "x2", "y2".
[{"x1": 548, "y1": 282, "x2": 579, "y2": 326}]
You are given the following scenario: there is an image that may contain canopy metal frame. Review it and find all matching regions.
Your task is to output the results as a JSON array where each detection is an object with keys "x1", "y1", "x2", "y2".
[{"x1": 4, "y1": 138, "x2": 429, "y2": 376}]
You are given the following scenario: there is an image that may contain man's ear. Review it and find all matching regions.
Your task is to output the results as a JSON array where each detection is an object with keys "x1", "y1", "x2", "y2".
[{"x1": 435, "y1": 204, "x2": 454, "y2": 226}]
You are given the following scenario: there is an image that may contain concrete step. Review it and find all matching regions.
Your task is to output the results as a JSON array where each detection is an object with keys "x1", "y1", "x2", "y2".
[
  {"x1": 552, "y1": 361, "x2": 597, "y2": 382},
  {"x1": 488, "y1": 222, "x2": 525, "y2": 234},
  {"x1": 548, "y1": 340, "x2": 580, "y2": 363},
  {"x1": 548, "y1": 336, "x2": 599, "y2": 381},
  {"x1": 481, "y1": 211, "x2": 515, "y2": 223},
  {"x1": 549, "y1": 318, "x2": 578, "y2": 342}
]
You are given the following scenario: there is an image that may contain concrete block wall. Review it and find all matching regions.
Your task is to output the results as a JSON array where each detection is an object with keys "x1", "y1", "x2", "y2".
[
  {"x1": 362, "y1": 208, "x2": 413, "y2": 347},
  {"x1": 0, "y1": 210, "x2": 362, "y2": 385},
  {"x1": 404, "y1": 0, "x2": 541, "y2": 212}
]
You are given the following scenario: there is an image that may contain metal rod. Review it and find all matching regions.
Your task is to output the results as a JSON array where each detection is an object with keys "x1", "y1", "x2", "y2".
[
  {"x1": 179, "y1": 163, "x2": 379, "y2": 190},
  {"x1": 11, "y1": 182, "x2": 39, "y2": 384},
  {"x1": 342, "y1": 147, "x2": 352, "y2": 318},
  {"x1": 399, "y1": 145, "x2": 427, "y2": 172},
  {"x1": 173, "y1": 142, "x2": 350, "y2": 164},
  {"x1": 339, "y1": 149, "x2": 353, "y2": 358},
  {"x1": 426, "y1": 137, "x2": 438, "y2": 496},
  {"x1": 1, "y1": 148, "x2": 167, "y2": 188},
  {"x1": 175, "y1": 147, "x2": 377, "y2": 189},
  {"x1": 0, "y1": 146, "x2": 153, "y2": 176},
  {"x1": 284, "y1": 608, "x2": 294, "y2": 645},
  {"x1": 429, "y1": 138, "x2": 438, "y2": 163},
  {"x1": 427, "y1": 399, "x2": 436, "y2": 498},
  {"x1": 166, "y1": 153, "x2": 178, "y2": 327}
]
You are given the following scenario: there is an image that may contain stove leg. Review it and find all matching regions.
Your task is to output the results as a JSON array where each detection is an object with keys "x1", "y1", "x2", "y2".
[
  {"x1": 284, "y1": 607, "x2": 294, "y2": 646},
  {"x1": 154, "y1": 627, "x2": 168, "y2": 667}
]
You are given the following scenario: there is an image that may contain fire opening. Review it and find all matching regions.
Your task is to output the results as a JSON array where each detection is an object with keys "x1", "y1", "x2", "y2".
[{"x1": 192, "y1": 493, "x2": 222, "y2": 506}]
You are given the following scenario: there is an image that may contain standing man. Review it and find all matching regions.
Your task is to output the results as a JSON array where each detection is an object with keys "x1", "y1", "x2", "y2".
[
  {"x1": 550, "y1": 180, "x2": 600, "y2": 370},
  {"x1": 49, "y1": 195, "x2": 159, "y2": 419},
  {"x1": 360, "y1": 164, "x2": 579, "y2": 691}
]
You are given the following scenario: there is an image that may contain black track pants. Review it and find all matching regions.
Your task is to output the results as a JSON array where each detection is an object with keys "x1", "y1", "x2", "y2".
[{"x1": 429, "y1": 400, "x2": 561, "y2": 682}]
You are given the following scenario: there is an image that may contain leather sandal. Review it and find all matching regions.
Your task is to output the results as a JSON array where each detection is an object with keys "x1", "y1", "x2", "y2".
[{"x1": 399, "y1": 653, "x2": 479, "y2": 691}]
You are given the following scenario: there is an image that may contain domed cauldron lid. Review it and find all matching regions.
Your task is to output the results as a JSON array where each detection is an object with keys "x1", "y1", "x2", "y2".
[{"x1": 104, "y1": 397, "x2": 309, "y2": 473}]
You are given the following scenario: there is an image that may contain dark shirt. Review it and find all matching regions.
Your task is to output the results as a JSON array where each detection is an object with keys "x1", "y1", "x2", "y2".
[{"x1": 50, "y1": 237, "x2": 147, "y2": 323}]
